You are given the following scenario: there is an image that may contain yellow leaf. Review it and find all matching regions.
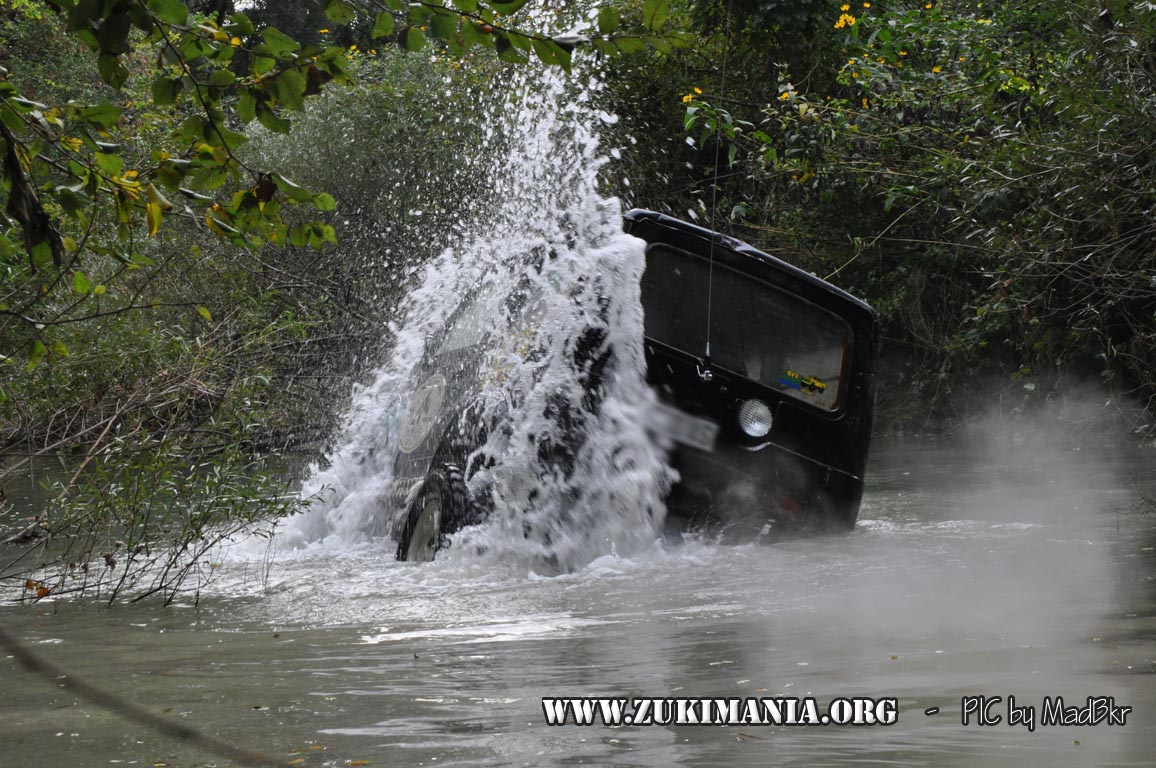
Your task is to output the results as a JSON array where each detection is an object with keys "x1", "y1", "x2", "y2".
[
  {"x1": 197, "y1": 306, "x2": 212, "y2": 322},
  {"x1": 147, "y1": 200, "x2": 162, "y2": 237}
]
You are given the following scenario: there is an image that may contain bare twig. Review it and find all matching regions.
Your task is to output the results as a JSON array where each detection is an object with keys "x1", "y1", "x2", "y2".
[{"x1": 0, "y1": 625, "x2": 292, "y2": 767}]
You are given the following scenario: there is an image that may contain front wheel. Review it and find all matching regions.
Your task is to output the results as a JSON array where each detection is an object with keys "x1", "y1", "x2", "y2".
[{"x1": 395, "y1": 465, "x2": 470, "y2": 562}]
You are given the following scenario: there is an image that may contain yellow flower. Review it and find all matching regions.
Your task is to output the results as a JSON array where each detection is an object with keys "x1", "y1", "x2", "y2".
[
  {"x1": 682, "y1": 93, "x2": 695, "y2": 104},
  {"x1": 924, "y1": 2, "x2": 932, "y2": 8},
  {"x1": 899, "y1": 50, "x2": 908, "y2": 56},
  {"x1": 834, "y1": 13, "x2": 857, "y2": 28},
  {"x1": 319, "y1": 28, "x2": 330, "y2": 33},
  {"x1": 932, "y1": 65, "x2": 942, "y2": 73},
  {"x1": 230, "y1": 36, "x2": 241, "y2": 46},
  {"x1": 694, "y1": 87, "x2": 703, "y2": 95},
  {"x1": 779, "y1": 91, "x2": 791, "y2": 100},
  {"x1": 861, "y1": 97, "x2": 868, "y2": 107},
  {"x1": 863, "y1": 1, "x2": 871, "y2": 6},
  {"x1": 848, "y1": 58, "x2": 857, "y2": 65},
  {"x1": 840, "y1": 3, "x2": 850, "y2": 9}
]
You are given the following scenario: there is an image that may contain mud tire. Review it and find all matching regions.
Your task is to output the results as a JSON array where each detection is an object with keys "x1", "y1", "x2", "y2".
[{"x1": 395, "y1": 464, "x2": 470, "y2": 562}]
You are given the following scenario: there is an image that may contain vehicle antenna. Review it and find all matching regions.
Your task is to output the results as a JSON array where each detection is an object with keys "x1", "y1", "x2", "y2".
[{"x1": 701, "y1": 18, "x2": 731, "y2": 382}]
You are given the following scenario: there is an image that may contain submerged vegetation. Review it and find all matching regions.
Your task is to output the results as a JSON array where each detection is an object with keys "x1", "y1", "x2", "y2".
[{"x1": 1, "y1": 0, "x2": 1153, "y2": 599}]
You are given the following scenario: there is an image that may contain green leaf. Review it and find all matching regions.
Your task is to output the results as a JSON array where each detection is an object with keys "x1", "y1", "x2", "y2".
[
  {"x1": 452, "y1": 0, "x2": 479, "y2": 11},
  {"x1": 429, "y1": 9, "x2": 458, "y2": 39},
  {"x1": 642, "y1": 0, "x2": 672, "y2": 31},
  {"x1": 152, "y1": 76, "x2": 181, "y2": 105},
  {"x1": 66, "y1": 0, "x2": 101, "y2": 33},
  {"x1": 251, "y1": 54, "x2": 275, "y2": 76},
  {"x1": 226, "y1": 12, "x2": 255, "y2": 37},
  {"x1": 315, "y1": 222, "x2": 337, "y2": 246},
  {"x1": 614, "y1": 36, "x2": 647, "y2": 54},
  {"x1": 288, "y1": 224, "x2": 309, "y2": 247},
  {"x1": 598, "y1": 7, "x2": 620, "y2": 36},
  {"x1": 404, "y1": 26, "x2": 426, "y2": 51},
  {"x1": 273, "y1": 68, "x2": 307, "y2": 111},
  {"x1": 31, "y1": 241, "x2": 53, "y2": 268},
  {"x1": 56, "y1": 186, "x2": 86, "y2": 219},
  {"x1": 531, "y1": 38, "x2": 570, "y2": 70},
  {"x1": 237, "y1": 88, "x2": 258, "y2": 123},
  {"x1": 96, "y1": 12, "x2": 132, "y2": 55},
  {"x1": 491, "y1": 0, "x2": 530, "y2": 12},
  {"x1": 73, "y1": 270, "x2": 91, "y2": 295},
  {"x1": 78, "y1": 102, "x2": 123, "y2": 129},
  {"x1": 261, "y1": 27, "x2": 300, "y2": 57},
  {"x1": 197, "y1": 306, "x2": 213, "y2": 322},
  {"x1": 273, "y1": 174, "x2": 315, "y2": 203},
  {"x1": 642, "y1": 35, "x2": 672, "y2": 54},
  {"x1": 591, "y1": 38, "x2": 617, "y2": 56},
  {"x1": 256, "y1": 101, "x2": 291, "y2": 133},
  {"x1": 497, "y1": 34, "x2": 529, "y2": 63},
  {"x1": 371, "y1": 11, "x2": 395, "y2": 39},
  {"x1": 94, "y1": 151, "x2": 124, "y2": 177},
  {"x1": 504, "y1": 29, "x2": 531, "y2": 51},
  {"x1": 148, "y1": 0, "x2": 189, "y2": 26},
  {"x1": 324, "y1": 0, "x2": 357, "y2": 25},
  {"x1": 26, "y1": 340, "x2": 46, "y2": 371},
  {"x1": 312, "y1": 192, "x2": 336, "y2": 211},
  {"x1": 209, "y1": 69, "x2": 236, "y2": 87},
  {"x1": 97, "y1": 53, "x2": 130, "y2": 88}
]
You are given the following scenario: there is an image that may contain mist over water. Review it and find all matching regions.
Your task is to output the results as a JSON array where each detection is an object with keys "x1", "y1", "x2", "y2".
[{"x1": 278, "y1": 12, "x2": 672, "y2": 569}]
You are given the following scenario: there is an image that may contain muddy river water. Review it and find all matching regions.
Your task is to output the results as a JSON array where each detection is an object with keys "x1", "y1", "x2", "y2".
[{"x1": 3, "y1": 434, "x2": 1155, "y2": 767}]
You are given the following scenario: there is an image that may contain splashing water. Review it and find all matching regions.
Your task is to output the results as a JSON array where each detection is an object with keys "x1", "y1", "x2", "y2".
[{"x1": 279, "y1": 16, "x2": 674, "y2": 570}]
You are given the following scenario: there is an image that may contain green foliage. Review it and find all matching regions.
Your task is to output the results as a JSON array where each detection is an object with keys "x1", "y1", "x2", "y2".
[
  {"x1": 0, "y1": 0, "x2": 682, "y2": 372},
  {"x1": 0, "y1": 0, "x2": 694, "y2": 601},
  {"x1": 604, "y1": 0, "x2": 1156, "y2": 425}
]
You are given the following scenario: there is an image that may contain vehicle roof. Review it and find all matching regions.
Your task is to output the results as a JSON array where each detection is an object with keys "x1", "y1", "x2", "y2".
[{"x1": 623, "y1": 208, "x2": 878, "y2": 323}]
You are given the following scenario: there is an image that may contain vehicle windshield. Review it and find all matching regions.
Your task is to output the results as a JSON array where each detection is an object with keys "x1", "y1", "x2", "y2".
[
  {"x1": 435, "y1": 288, "x2": 500, "y2": 356},
  {"x1": 640, "y1": 244, "x2": 851, "y2": 411}
]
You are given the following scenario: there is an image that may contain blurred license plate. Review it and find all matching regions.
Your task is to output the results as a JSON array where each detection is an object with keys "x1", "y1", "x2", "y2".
[{"x1": 653, "y1": 401, "x2": 719, "y2": 452}]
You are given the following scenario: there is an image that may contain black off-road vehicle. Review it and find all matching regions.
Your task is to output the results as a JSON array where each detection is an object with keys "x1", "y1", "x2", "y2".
[{"x1": 390, "y1": 210, "x2": 879, "y2": 560}]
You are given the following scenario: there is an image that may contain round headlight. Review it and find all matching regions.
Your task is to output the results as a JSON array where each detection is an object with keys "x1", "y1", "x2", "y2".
[{"x1": 737, "y1": 399, "x2": 773, "y2": 438}]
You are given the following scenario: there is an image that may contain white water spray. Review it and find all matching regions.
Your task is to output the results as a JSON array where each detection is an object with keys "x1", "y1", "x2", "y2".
[{"x1": 279, "y1": 14, "x2": 673, "y2": 569}]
